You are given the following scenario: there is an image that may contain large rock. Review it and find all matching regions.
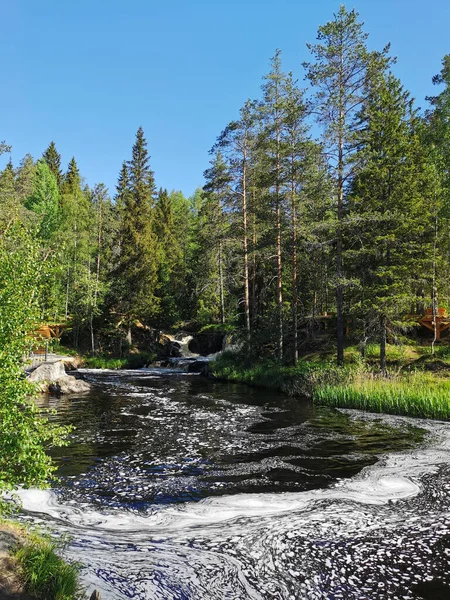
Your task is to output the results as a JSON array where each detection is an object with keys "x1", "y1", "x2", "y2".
[
  {"x1": 28, "y1": 360, "x2": 66, "y2": 382},
  {"x1": 187, "y1": 360, "x2": 210, "y2": 376},
  {"x1": 49, "y1": 376, "x2": 91, "y2": 395},
  {"x1": 27, "y1": 360, "x2": 91, "y2": 394}
]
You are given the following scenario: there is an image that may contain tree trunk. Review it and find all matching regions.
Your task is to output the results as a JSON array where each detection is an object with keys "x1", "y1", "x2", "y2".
[
  {"x1": 291, "y1": 179, "x2": 298, "y2": 364},
  {"x1": 90, "y1": 316, "x2": 95, "y2": 354},
  {"x1": 251, "y1": 208, "x2": 257, "y2": 328},
  {"x1": 275, "y1": 103, "x2": 283, "y2": 361},
  {"x1": 218, "y1": 239, "x2": 225, "y2": 325},
  {"x1": 431, "y1": 206, "x2": 439, "y2": 355},
  {"x1": 380, "y1": 314, "x2": 387, "y2": 374},
  {"x1": 95, "y1": 194, "x2": 103, "y2": 307},
  {"x1": 126, "y1": 319, "x2": 132, "y2": 347},
  {"x1": 336, "y1": 136, "x2": 345, "y2": 366},
  {"x1": 242, "y1": 148, "x2": 251, "y2": 335}
]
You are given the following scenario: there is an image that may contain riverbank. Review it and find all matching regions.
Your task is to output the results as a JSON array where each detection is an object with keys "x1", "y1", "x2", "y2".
[
  {"x1": 0, "y1": 521, "x2": 80, "y2": 600},
  {"x1": 211, "y1": 346, "x2": 450, "y2": 419}
]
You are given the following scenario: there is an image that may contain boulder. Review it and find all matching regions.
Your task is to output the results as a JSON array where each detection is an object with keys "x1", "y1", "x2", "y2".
[
  {"x1": 187, "y1": 360, "x2": 210, "y2": 376},
  {"x1": 28, "y1": 360, "x2": 66, "y2": 382},
  {"x1": 49, "y1": 376, "x2": 91, "y2": 395},
  {"x1": 27, "y1": 360, "x2": 91, "y2": 394}
]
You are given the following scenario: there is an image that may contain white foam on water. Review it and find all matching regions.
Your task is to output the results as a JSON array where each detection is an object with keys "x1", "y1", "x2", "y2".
[{"x1": 13, "y1": 410, "x2": 450, "y2": 598}]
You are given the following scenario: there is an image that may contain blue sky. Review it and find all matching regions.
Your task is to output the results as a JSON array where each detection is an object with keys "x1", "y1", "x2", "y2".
[{"x1": 2, "y1": 0, "x2": 449, "y2": 198}]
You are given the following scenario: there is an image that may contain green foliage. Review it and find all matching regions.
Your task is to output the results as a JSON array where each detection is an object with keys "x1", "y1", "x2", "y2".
[
  {"x1": 25, "y1": 160, "x2": 61, "y2": 240},
  {"x1": 42, "y1": 142, "x2": 63, "y2": 189},
  {"x1": 314, "y1": 372, "x2": 450, "y2": 419},
  {"x1": 84, "y1": 351, "x2": 155, "y2": 369},
  {"x1": 212, "y1": 351, "x2": 353, "y2": 397},
  {"x1": 12, "y1": 531, "x2": 81, "y2": 600},
  {"x1": 0, "y1": 226, "x2": 70, "y2": 491},
  {"x1": 112, "y1": 127, "x2": 160, "y2": 337}
]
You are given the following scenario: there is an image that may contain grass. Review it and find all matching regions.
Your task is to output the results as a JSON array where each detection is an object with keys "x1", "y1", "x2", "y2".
[
  {"x1": 212, "y1": 351, "x2": 353, "y2": 397},
  {"x1": 83, "y1": 351, "x2": 156, "y2": 370},
  {"x1": 212, "y1": 349, "x2": 450, "y2": 420},
  {"x1": 9, "y1": 527, "x2": 81, "y2": 600},
  {"x1": 314, "y1": 372, "x2": 450, "y2": 420}
]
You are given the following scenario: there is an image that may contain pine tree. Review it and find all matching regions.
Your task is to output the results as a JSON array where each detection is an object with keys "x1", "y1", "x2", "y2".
[
  {"x1": 303, "y1": 6, "x2": 390, "y2": 365},
  {"x1": 42, "y1": 141, "x2": 62, "y2": 189},
  {"x1": 214, "y1": 100, "x2": 257, "y2": 336},
  {"x1": 202, "y1": 151, "x2": 233, "y2": 325},
  {"x1": 258, "y1": 50, "x2": 288, "y2": 360}
]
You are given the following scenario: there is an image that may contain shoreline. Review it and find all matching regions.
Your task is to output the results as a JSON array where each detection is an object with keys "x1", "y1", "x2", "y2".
[{"x1": 210, "y1": 352, "x2": 450, "y2": 420}]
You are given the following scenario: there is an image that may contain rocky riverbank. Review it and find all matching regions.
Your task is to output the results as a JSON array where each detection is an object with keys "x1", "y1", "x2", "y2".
[{"x1": 27, "y1": 360, "x2": 91, "y2": 395}]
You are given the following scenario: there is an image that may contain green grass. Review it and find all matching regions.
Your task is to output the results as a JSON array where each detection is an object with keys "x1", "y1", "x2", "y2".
[
  {"x1": 11, "y1": 530, "x2": 81, "y2": 600},
  {"x1": 344, "y1": 343, "x2": 420, "y2": 364},
  {"x1": 212, "y1": 352, "x2": 353, "y2": 397},
  {"x1": 213, "y1": 351, "x2": 450, "y2": 419},
  {"x1": 314, "y1": 372, "x2": 450, "y2": 419},
  {"x1": 84, "y1": 351, "x2": 156, "y2": 369}
]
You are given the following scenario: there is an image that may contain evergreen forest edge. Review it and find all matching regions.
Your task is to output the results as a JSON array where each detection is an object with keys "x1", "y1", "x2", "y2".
[{"x1": 3, "y1": 5, "x2": 450, "y2": 499}]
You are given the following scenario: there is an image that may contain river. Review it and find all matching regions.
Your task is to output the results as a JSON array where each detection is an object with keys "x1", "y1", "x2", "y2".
[{"x1": 19, "y1": 367, "x2": 450, "y2": 599}]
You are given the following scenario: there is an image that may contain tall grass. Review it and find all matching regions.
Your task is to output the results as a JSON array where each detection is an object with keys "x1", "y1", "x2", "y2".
[
  {"x1": 84, "y1": 351, "x2": 155, "y2": 370},
  {"x1": 212, "y1": 352, "x2": 354, "y2": 397},
  {"x1": 12, "y1": 532, "x2": 80, "y2": 600},
  {"x1": 314, "y1": 372, "x2": 450, "y2": 419}
]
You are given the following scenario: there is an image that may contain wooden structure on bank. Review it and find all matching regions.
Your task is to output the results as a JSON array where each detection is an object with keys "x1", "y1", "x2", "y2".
[
  {"x1": 312, "y1": 309, "x2": 450, "y2": 340},
  {"x1": 418, "y1": 308, "x2": 450, "y2": 340},
  {"x1": 30, "y1": 323, "x2": 69, "y2": 358},
  {"x1": 34, "y1": 323, "x2": 68, "y2": 340}
]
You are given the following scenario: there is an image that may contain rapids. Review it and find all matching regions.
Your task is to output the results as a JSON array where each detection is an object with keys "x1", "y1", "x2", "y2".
[{"x1": 19, "y1": 368, "x2": 450, "y2": 599}]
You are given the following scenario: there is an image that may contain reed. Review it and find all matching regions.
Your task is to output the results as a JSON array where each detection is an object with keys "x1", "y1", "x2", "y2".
[{"x1": 314, "y1": 372, "x2": 450, "y2": 419}]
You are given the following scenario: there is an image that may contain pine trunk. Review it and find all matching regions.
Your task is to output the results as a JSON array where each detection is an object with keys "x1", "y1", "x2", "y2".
[
  {"x1": 242, "y1": 149, "x2": 251, "y2": 335},
  {"x1": 219, "y1": 239, "x2": 225, "y2": 325},
  {"x1": 291, "y1": 176, "x2": 298, "y2": 364},
  {"x1": 336, "y1": 107, "x2": 345, "y2": 366},
  {"x1": 380, "y1": 314, "x2": 387, "y2": 373}
]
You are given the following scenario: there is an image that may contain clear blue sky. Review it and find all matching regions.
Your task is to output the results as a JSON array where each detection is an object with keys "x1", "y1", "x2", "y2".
[{"x1": 2, "y1": 0, "x2": 449, "y2": 198}]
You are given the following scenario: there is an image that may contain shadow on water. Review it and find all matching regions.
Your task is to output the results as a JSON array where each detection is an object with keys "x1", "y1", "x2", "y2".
[
  {"x1": 27, "y1": 368, "x2": 450, "y2": 600},
  {"x1": 36, "y1": 369, "x2": 425, "y2": 507}
]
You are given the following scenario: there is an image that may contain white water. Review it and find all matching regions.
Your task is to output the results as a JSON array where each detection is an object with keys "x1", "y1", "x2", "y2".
[
  {"x1": 17, "y1": 416, "x2": 450, "y2": 599},
  {"x1": 14, "y1": 368, "x2": 450, "y2": 599}
]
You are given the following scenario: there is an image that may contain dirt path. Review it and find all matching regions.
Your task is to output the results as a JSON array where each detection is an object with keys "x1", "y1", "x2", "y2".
[{"x1": 0, "y1": 528, "x2": 31, "y2": 600}]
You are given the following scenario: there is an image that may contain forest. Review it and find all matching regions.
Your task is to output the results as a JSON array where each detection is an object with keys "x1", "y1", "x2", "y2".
[
  {"x1": 2, "y1": 7, "x2": 450, "y2": 598},
  {"x1": 2, "y1": 6, "x2": 450, "y2": 373}
]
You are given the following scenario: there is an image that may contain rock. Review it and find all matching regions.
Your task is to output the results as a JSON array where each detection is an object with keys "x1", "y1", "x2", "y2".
[
  {"x1": 187, "y1": 360, "x2": 210, "y2": 376},
  {"x1": 89, "y1": 591, "x2": 101, "y2": 600},
  {"x1": 48, "y1": 376, "x2": 91, "y2": 395},
  {"x1": 28, "y1": 360, "x2": 66, "y2": 383}
]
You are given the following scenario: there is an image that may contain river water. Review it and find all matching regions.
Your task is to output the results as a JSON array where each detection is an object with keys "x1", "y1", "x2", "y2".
[{"x1": 19, "y1": 368, "x2": 450, "y2": 599}]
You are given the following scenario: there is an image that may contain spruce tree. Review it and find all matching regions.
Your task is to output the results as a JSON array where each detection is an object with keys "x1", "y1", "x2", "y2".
[
  {"x1": 15, "y1": 154, "x2": 36, "y2": 202},
  {"x1": 348, "y1": 71, "x2": 434, "y2": 371},
  {"x1": 114, "y1": 127, "x2": 160, "y2": 344},
  {"x1": 43, "y1": 141, "x2": 62, "y2": 189},
  {"x1": 63, "y1": 156, "x2": 81, "y2": 194}
]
